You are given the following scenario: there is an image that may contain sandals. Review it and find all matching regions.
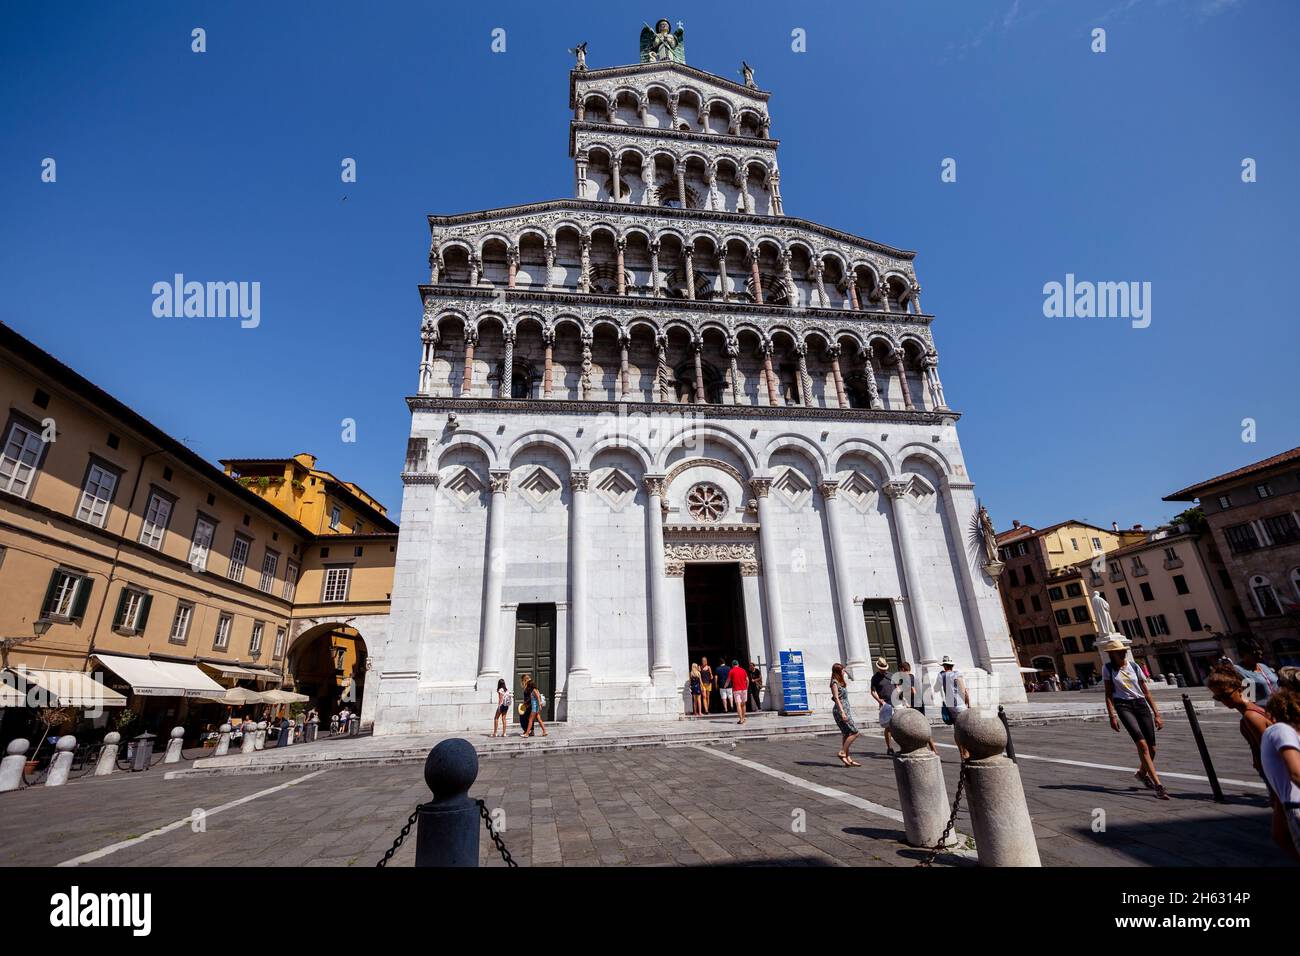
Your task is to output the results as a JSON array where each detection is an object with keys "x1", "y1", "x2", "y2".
[
  {"x1": 1154, "y1": 785, "x2": 1170, "y2": 800},
  {"x1": 1135, "y1": 770, "x2": 1155, "y2": 790},
  {"x1": 837, "y1": 752, "x2": 851, "y2": 767}
]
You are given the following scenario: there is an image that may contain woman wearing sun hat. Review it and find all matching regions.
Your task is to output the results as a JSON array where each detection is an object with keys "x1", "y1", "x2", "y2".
[
  {"x1": 869, "y1": 657, "x2": 897, "y2": 755},
  {"x1": 1101, "y1": 637, "x2": 1169, "y2": 800}
]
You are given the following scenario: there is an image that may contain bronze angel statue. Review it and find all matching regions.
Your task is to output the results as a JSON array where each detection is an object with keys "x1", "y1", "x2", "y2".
[{"x1": 641, "y1": 19, "x2": 685, "y2": 63}]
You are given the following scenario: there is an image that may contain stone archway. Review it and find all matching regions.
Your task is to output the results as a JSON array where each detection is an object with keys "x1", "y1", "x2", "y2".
[{"x1": 287, "y1": 623, "x2": 369, "y2": 720}]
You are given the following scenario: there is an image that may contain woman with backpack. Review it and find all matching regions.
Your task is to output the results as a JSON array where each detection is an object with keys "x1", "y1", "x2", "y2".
[
  {"x1": 522, "y1": 675, "x2": 548, "y2": 738},
  {"x1": 493, "y1": 678, "x2": 512, "y2": 738},
  {"x1": 1101, "y1": 638, "x2": 1169, "y2": 800}
]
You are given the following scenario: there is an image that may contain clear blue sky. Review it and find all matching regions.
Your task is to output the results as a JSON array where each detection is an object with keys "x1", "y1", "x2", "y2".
[{"x1": 2, "y1": 1, "x2": 1296, "y2": 530}]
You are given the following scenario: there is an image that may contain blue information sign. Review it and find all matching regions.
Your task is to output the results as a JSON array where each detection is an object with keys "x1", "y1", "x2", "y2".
[{"x1": 778, "y1": 650, "x2": 810, "y2": 715}]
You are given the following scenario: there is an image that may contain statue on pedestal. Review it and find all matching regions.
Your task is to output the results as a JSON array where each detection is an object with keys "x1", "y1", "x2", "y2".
[
  {"x1": 641, "y1": 19, "x2": 685, "y2": 63},
  {"x1": 569, "y1": 41, "x2": 588, "y2": 71},
  {"x1": 1092, "y1": 590, "x2": 1119, "y2": 637},
  {"x1": 741, "y1": 61, "x2": 756, "y2": 88}
]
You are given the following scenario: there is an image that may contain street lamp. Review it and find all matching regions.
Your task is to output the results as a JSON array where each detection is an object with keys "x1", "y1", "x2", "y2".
[{"x1": 1, "y1": 619, "x2": 53, "y2": 670}]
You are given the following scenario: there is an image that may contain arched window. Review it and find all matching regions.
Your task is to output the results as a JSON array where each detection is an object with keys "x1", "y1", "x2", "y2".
[
  {"x1": 844, "y1": 372, "x2": 873, "y2": 409},
  {"x1": 1250, "y1": 575, "x2": 1282, "y2": 617},
  {"x1": 673, "y1": 360, "x2": 724, "y2": 404},
  {"x1": 510, "y1": 361, "x2": 536, "y2": 400}
]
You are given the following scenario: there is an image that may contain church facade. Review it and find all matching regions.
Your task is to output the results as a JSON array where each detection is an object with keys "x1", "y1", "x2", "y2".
[{"x1": 370, "y1": 28, "x2": 1022, "y2": 734}]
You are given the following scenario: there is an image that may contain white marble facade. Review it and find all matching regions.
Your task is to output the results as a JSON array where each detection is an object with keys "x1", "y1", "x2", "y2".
[{"x1": 371, "y1": 46, "x2": 1023, "y2": 735}]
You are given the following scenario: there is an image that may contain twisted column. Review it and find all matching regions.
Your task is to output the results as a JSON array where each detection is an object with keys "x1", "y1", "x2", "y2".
[
  {"x1": 827, "y1": 344, "x2": 847, "y2": 409},
  {"x1": 683, "y1": 248, "x2": 695, "y2": 301},
  {"x1": 795, "y1": 344, "x2": 813, "y2": 407},
  {"x1": 542, "y1": 329, "x2": 555, "y2": 398},
  {"x1": 761, "y1": 342, "x2": 781, "y2": 406},
  {"x1": 502, "y1": 330, "x2": 515, "y2": 398},
  {"x1": 749, "y1": 252, "x2": 764, "y2": 304},
  {"x1": 615, "y1": 238, "x2": 626, "y2": 296},
  {"x1": 894, "y1": 350, "x2": 914, "y2": 410},
  {"x1": 693, "y1": 339, "x2": 706, "y2": 404}
]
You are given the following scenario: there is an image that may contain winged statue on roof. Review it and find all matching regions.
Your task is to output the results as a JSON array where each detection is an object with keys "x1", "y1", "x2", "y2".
[{"x1": 641, "y1": 19, "x2": 685, "y2": 63}]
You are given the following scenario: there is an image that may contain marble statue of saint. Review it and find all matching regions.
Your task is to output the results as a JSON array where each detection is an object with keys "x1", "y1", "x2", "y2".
[
  {"x1": 741, "y1": 61, "x2": 756, "y2": 88},
  {"x1": 976, "y1": 503, "x2": 998, "y2": 563},
  {"x1": 640, "y1": 19, "x2": 685, "y2": 63},
  {"x1": 569, "y1": 41, "x2": 588, "y2": 71},
  {"x1": 1092, "y1": 590, "x2": 1116, "y2": 636}
]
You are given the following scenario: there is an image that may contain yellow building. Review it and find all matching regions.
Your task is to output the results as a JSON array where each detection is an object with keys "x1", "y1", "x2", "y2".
[
  {"x1": 0, "y1": 323, "x2": 393, "y2": 741},
  {"x1": 220, "y1": 453, "x2": 394, "y2": 538}
]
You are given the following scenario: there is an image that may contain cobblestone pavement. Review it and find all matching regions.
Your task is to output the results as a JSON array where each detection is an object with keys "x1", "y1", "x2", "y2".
[{"x1": 0, "y1": 714, "x2": 1292, "y2": 868}]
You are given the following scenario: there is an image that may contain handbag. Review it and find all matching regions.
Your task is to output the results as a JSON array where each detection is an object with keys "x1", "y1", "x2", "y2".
[{"x1": 941, "y1": 703, "x2": 954, "y2": 725}]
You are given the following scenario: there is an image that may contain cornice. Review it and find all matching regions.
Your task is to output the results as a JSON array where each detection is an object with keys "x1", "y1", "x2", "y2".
[
  {"x1": 426, "y1": 198, "x2": 917, "y2": 261},
  {"x1": 417, "y1": 283, "x2": 934, "y2": 330},
  {"x1": 569, "y1": 120, "x2": 779, "y2": 156},
  {"x1": 570, "y1": 62, "x2": 771, "y2": 106},
  {"x1": 405, "y1": 396, "x2": 960, "y2": 425}
]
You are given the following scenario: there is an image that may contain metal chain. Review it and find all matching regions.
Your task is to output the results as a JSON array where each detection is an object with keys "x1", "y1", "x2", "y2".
[
  {"x1": 477, "y1": 799, "x2": 518, "y2": 867},
  {"x1": 918, "y1": 759, "x2": 968, "y2": 867},
  {"x1": 375, "y1": 803, "x2": 424, "y2": 867}
]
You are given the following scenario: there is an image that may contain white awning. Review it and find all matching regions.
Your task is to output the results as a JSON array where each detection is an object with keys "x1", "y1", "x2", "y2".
[
  {"x1": 8, "y1": 667, "x2": 127, "y2": 708},
  {"x1": 197, "y1": 661, "x2": 262, "y2": 680},
  {"x1": 93, "y1": 655, "x2": 226, "y2": 699}
]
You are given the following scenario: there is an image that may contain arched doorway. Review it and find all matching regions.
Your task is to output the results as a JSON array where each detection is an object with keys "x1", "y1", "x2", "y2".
[{"x1": 287, "y1": 623, "x2": 369, "y2": 720}]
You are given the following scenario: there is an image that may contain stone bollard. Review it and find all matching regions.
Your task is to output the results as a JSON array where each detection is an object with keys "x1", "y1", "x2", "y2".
[
  {"x1": 0, "y1": 738, "x2": 29, "y2": 792},
  {"x1": 254, "y1": 720, "x2": 267, "y2": 750},
  {"x1": 889, "y1": 708, "x2": 955, "y2": 848},
  {"x1": 954, "y1": 710, "x2": 1041, "y2": 867},
  {"x1": 240, "y1": 721, "x2": 256, "y2": 754},
  {"x1": 415, "y1": 738, "x2": 481, "y2": 867},
  {"x1": 164, "y1": 726, "x2": 185, "y2": 764},
  {"x1": 45, "y1": 735, "x2": 76, "y2": 787},
  {"x1": 95, "y1": 732, "x2": 121, "y2": 776},
  {"x1": 214, "y1": 723, "x2": 232, "y2": 757}
]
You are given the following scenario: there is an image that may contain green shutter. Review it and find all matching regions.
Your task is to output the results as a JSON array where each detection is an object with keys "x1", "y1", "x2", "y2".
[
  {"x1": 70, "y1": 576, "x2": 93, "y2": 620},
  {"x1": 112, "y1": 588, "x2": 129, "y2": 627},
  {"x1": 39, "y1": 570, "x2": 60, "y2": 617},
  {"x1": 136, "y1": 594, "x2": 152, "y2": 633}
]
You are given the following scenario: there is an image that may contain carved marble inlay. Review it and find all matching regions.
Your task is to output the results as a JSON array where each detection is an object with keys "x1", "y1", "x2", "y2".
[
  {"x1": 664, "y1": 540, "x2": 759, "y2": 577},
  {"x1": 686, "y1": 482, "x2": 728, "y2": 521}
]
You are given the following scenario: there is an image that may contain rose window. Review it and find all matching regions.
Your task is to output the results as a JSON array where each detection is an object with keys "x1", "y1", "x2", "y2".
[{"x1": 686, "y1": 483, "x2": 728, "y2": 522}]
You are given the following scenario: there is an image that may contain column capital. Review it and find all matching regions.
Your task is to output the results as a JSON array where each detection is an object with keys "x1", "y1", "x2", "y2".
[
  {"x1": 826, "y1": 343, "x2": 842, "y2": 359},
  {"x1": 883, "y1": 478, "x2": 910, "y2": 500},
  {"x1": 570, "y1": 471, "x2": 590, "y2": 492},
  {"x1": 489, "y1": 470, "x2": 511, "y2": 493},
  {"x1": 749, "y1": 477, "x2": 773, "y2": 498},
  {"x1": 818, "y1": 480, "x2": 840, "y2": 499},
  {"x1": 643, "y1": 475, "x2": 667, "y2": 497}
]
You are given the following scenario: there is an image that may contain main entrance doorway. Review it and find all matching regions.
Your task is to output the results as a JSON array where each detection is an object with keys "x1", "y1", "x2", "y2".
[
  {"x1": 514, "y1": 603, "x2": 556, "y2": 722},
  {"x1": 683, "y1": 563, "x2": 748, "y2": 711},
  {"x1": 862, "y1": 600, "x2": 902, "y2": 670}
]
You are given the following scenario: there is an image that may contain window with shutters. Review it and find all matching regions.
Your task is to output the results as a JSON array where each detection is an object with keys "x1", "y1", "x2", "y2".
[
  {"x1": 41, "y1": 569, "x2": 92, "y2": 622},
  {"x1": 112, "y1": 587, "x2": 151, "y2": 634},
  {"x1": 213, "y1": 613, "x2": 232, "y2": 650},
  {"x1": 0, "y1": 419, "x2": 45, "y2": 498},
  {"x1": 189, "y1": 516, "x2": 215, "y2": 571},
  {"x1": 228, "y1": 535, "x2": 251, "y2": 582},
  {"x1": 258, "y1": 549, "x2": 279, "y2": 593},
  {"x1": 273, "y1": 627, "x2": 286, "y2": 660},
  {"x1": 282, "y1": 561, "x2": 299, "y2": 602},
  {"x1": 249, "y1": 621, "x2": 264, "y2": 655}
]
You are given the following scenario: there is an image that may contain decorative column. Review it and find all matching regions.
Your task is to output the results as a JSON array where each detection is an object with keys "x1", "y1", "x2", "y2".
[
  {"x1": 877, "y1": 281, "x2": 891, "y2": 313},
  {"x1": 579, "y1": 234, "x2": 592, "y2": 293},
  {"x1": 580, "y1": 332, "x2": 593, "y2": 400},
  {"x1": 506, "y1": 247, "x2": 519, "y2": 288},
  {"x1": 884, "y1": 478, "x2": 937, "y2": 668},
  {"x1": 726, "y1": 337, "x2": 741, "y2": 405},
  {"x1": 910, "y1": 281, "x2": 923, "y2": 314},
  {"x1": 418, "y1": 319, "x2": 437, "y2": 396},
  {"x1": 761, "y1": 341, "x2": 781, "y2": 406},
  {"x1": 812, "y1": 262, "x2": 829, "y2": 308},
  {"x1": 461, "y1": 327, "x2": 477, "y2": 396},
  {"x1": 542, "y1": 328, "x2": 555, "y2": 398},
  {"x1": 781, "y1": 251, "x2": 798, "y2": 309},
  {"x1": 649, "y1": 239, "x2": 662, "y2": 297},
  {"x1": 429, "y1": 252, "x2": 442, "y2": 284},
  {"x1": 575, "y1": 101, "x2": 585, "y2": 122},
  {"x1": 568, "y1": 471, "x2": 591, "y2": 675},
  {"x1": 644, "y1": 476, "x2": 674, "y2": 681},
  {"x1": 795, "y1": 344, "x2": 813, "y2": 407},
  {"x1": 619, "y1": 329, "x2": 630, "y2": 400},
  {"x1": 468, "y1": 255, "x2": 481, "y2": 287},
  {"x1": 751, "y1": 478, "x2": 787, "y2": 655},
  {"x1": 770, "y1": 170, "x2": 783, "y2": 215},
  {"x1": 827, "y1": 344, "x2": 848, "y2": 409},
  {"x1": 675, "y1": 163, "x2": 687, "y2": 208},
  {"x1": 715, "y1": 250, "x2": 728, "y2": 301},
  {"x1": 922, "y1": 351, "x2": 948, "y2": 410},
  {"x1": 668, "y1": 92, "x2": 680, "y2": 128},
  {"x1": 705, "y1": 161, "x2": 719, "y2": 212},
  {"x1": 749, "y1": 251, "x2": 764, "y2": 304},
  {"x1": 615, "y1": 238, "x2": 627, "y2": 296},
  {"x1": 735, "y1": 167, "x2": 752, "y2": 214},
  {"x1": 683, "y1": 247, "x2": 696, "y2": 301},
  {"x1": 692, "y1": 339, "x2": 706, "y2": 404},
  {"x1": 847, "y1": 274, "x2": 861, "y2": 311},
  {"x1": 821, "y1": 480, "x2": 868, "y2": 672},
  {"x1": 477, "y1": 470, "x2": 512, "y2": 682},
  {"x1": 501, "y1": 330, "x2": 515, "y2": 398},
  {"x1": 759, "y1": 114, "x2": 771, "y2": 139},
  {"x1": 654, "y1": 333, "x2": 668, "y2": 403},
  {"x1": 610, "y1": 156, "x2": 622, "y2": 204},
  {"x1": 575, "y1": 152, "x2": 588, "y2": 200},
  {"x1": 863, "y1": 349, "x2": 883, "y2": 410},
  {"x1": 894, "y1": 350, "x2": 914, "y2": 410},
  {"x1": 699, "y1": 103, "x2": 711, "y2": 132},
  {"x1": 544, "y1": 241, "x2": 556, "y2": 290}
]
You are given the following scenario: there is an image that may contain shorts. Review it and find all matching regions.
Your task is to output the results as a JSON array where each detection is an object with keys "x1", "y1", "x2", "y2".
[
  {"x1": 878, "y1": 704, "x2": 894, "y2": 727},
  {"x1": 497, "y1": 705, "x2": 508, "y2": 716},
  {"x1": 702, "y1": 683, "x2": 713, "y2": 696},
  {"x1": 1113, "y1": 698, "x2": 1156, "y2": 750},
  {"x1": 721, "y1": 688, "x2": 734, "y2": 701}
]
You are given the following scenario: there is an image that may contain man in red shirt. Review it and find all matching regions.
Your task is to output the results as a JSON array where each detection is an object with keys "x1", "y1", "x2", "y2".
[{"x1": 726, "y1": 659, "x2": 749, "y2": 724}]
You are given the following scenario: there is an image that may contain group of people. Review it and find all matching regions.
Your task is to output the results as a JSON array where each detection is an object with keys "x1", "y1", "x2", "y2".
[
  {"x1": 831, "y1": 656, "x2": 954, "y2": 766},
  {"x1": 493, "y1": 674, "x2": 548, "y2": 738},
  {"x1": 689, "y1": 658, "x2": 762, "y2": 724}
]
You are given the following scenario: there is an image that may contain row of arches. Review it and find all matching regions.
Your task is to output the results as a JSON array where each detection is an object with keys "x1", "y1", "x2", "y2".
[
  {"x1": 575, "y1": 84, "x2": 769, "y2": 139},
  {"x1": 576, "y1": 145, "x2": 778, "y2": 215},
  {"x1": 432, "y1": 226, "x2": 921, "y2": 314},
  {"x1": 418, "y1": 313, "x2": 947, "y2": 411}
]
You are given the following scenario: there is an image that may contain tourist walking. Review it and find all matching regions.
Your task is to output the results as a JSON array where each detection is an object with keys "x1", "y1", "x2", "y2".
[
  {"x1": 937, "y1": 655, "x2": 970, "y2": 757},
  {"x1": 700, "y1": 658, "x2": 714, "y2": 714},
  {"x1": 1262, "y1": 686, "x2": 1300, "y2": 860},
  {"x1": 717, "y1": 660, "x2": 733, "y2": 712},
  {"x1": 689, "y1": 664, "x2": 703, "y2": 716},
  {"x1": 870, "y1": 658, "x2": 896, "y2": 755},
  {"x1": 522, "y1": 675, "x2": 548, "y2": 737},
  {"x1": 1235, "y1": 644, "x2": 1280, "y2": 705},
  {"x1": 516, "y1": 673, "x2": 532, "y2": 733},
  {"x1": 493, "y1": 678, "x2": 512, "y2": 737},
  {"x1": 747, "y1": 660, "x2": 763, "y2": 712},
  {"x1": 329, "y1": 712, "x2": 339, "y2": 735},
  {"x1": 1207, "y1": 662, "x2": 1288, "y2": 852},
  {"x1": 830, "y1": 663, "x2": 860, "y2": 767},
  {"x1": 1101, "y1": 638, "x2": 1169, "y2": 800},
  {"x1": 727, "y1": 659, "x2": 749, "y2": 724}
]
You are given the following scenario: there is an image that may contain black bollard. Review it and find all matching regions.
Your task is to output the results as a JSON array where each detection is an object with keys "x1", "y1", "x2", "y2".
[
  {"x1": 415, "y1": 738, "x2": 481, "y2": 867},
  {"x1": 1182, "y1": 693, "x2": 1224, "y2": 804},
  {"x1": 997, "y1": 705, "x2": 1017, "y2": 763}
]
